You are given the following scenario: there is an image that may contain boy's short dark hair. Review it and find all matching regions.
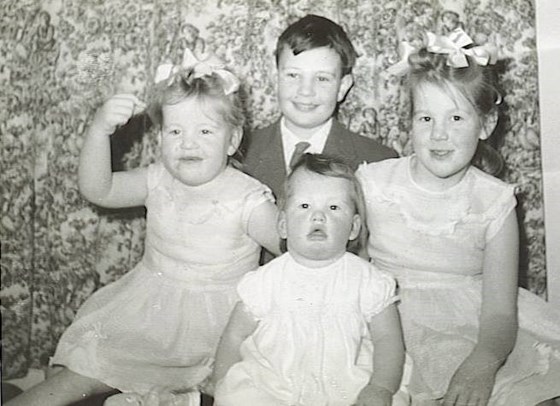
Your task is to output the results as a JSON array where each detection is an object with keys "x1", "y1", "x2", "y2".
[
  {"x1": 281, "y1": 153, "x2": 367, "y2": 255},
  {"x1": 274, "y1": 14, "x2": 358, "y2": 76}
]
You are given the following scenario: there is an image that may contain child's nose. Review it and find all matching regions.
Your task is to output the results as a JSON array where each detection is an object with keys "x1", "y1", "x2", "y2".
[
  {"x1": 297, "y1": 76, "x2": 316, "y2": 97},
  {"x1": 180, "y1": 133, "x2": 197, "y2": 148},
  {"x1": 430, "y1": 121, "x2": 448, "y2": 141},
  {"x1": 311, "y1": 210, "x2": 326, "y2": 223}
]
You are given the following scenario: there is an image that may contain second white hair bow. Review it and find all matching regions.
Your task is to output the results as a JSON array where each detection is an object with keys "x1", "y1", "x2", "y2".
[
  {"x1": 154, "y1": 48, "x2": 240, "y2": 95},
  {"x1": 427, "y1": 28, "x2": 497, "y2": 68},
  {"x1": 387, "y1": 28, "x2": 498, "y2": 76}
]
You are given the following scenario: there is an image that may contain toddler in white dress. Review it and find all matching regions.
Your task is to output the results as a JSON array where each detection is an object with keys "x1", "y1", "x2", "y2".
[{"x1": 211, "y1": 153, "x2": 405, "y2": 406}]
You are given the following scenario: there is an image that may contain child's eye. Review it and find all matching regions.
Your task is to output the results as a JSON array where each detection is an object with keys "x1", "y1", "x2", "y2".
[
  {"x1": 419, "y1": 116, "x2": 431, "y2": 122},
  {"x1": 286, "y1": 72, "x2": 299, "y2": 79},
  {"x1": 200, "y1": 129, "x2": 213, "y2": 135},
  {"x1": 169, "y1": 129, "x2": 181, "y2": 136},
  {"x1": 299, "y1": 203, "x2": 309, "y2": 209},
  {"x1": 451, "y1": 115, "x2": 463, "y2": 121},
  {"x1": 329, "y1": 205, "x2": 340, "y2": 211},
  {"x1": 317, "y1": 76, "x2": 331, "y2": 83}
]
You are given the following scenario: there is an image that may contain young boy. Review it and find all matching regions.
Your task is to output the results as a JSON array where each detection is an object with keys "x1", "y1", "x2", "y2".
[
  {"x1": 210, "y1": 154, "x2": 405, "y2": 406},
  {"x1": 242, "y1": 14, "x2": 397, "y2": 200}
]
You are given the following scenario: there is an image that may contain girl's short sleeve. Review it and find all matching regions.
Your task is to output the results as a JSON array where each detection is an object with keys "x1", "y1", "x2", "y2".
[
  {"x1": 237, "y1": 267, "x2": 274, "y2": 320},
  {"x1": 485, "y1": 186, "x2": 517, "y2": 241},
  {"x1": 355, "y1": 162, "x2": 372, "y2": 197},
  {"x1": 146, "y1": 162, "x2": 166, "y2": 191},
  {"x1": 240, "y1": 183, "x2": 275, "y2": 234},
  {"x1": 360, "y1": 266, "x2": 398, "y2": 321}
]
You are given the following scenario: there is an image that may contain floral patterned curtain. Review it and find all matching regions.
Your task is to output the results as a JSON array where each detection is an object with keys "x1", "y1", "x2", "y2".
[{"x1": 1, "y1": 0, "x2": 543, "y2": 379}]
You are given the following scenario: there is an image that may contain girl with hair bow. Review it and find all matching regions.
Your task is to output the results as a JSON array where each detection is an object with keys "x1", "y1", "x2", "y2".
[
  {"x1": 7, "y1": 50, "x2": 281, "y2": 406},
  {"x1": 358, "y1": 29, "x2": 560, "y2": 406}
]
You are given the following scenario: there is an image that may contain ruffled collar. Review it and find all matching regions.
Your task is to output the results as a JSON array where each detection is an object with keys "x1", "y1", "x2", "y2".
[
  {"x1": 155, "y1": 167, "x2": 239, "y2": 224},
  {"x1": 385, "y1": 156, "x2": 475, "y2": 236}
]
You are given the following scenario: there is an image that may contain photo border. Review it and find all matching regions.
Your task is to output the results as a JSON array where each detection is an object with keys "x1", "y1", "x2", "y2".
[{"x1": 536, "y1": 0, "x2": 560, "y2": 306}]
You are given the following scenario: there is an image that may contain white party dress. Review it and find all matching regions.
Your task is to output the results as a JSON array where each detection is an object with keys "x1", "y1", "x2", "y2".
[
  {"x1": 51, "y1": 163, "x2": 274, "y2": 394},
  {"x1": 357, "y1": 156, "x2": 560, "y2": 405},
  {"x1": 215, "y1": 252, "x2": 398, "y2": 406}
]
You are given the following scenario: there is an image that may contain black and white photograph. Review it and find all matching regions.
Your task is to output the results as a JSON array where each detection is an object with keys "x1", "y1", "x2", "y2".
[{"x1": 2, "y1": 0, "x2": 559, "y2": 405}]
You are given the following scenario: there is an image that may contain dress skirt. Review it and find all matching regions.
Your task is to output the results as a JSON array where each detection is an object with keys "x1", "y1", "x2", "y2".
[{"x1": 393, "y1": 269, "x2": 560, "y2": 406}]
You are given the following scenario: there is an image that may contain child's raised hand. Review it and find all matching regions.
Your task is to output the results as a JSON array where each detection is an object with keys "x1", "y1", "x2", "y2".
[
  {"x1": 442, "y1": 351, "x2": 500, "y2": 406},
  {"x1": 354, "y1": 382, "x2": 393, "y2": 406},
  {"x1": 91, "y1": 94, "x2": 146, "y2": 135}
]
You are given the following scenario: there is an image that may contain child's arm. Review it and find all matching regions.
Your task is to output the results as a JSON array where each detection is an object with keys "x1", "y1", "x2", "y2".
[
  {"x1": 443, "y1": 210, "x2": 519, "y2": 406},
  {"x1": 247, "y1": 201, "x2": 282, "y2": 256},
  {"x1": 79, "y1": 94, "x2": 148, "y2": 208},
  {"x1": 207, "y1": 301, "x2": 258, "y2": 396},
  {"x1": 355, "y1": 303, "x2": 405, "y2": 406}
]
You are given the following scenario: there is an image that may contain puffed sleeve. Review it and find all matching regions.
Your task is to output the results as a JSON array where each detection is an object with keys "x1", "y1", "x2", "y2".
[
  {"x1": 240, "y1": 182, "x2": 275, "y2": 234},
  {"x1": 237, "y1": 266, "x2": 275, "y2": 320},
  {"x1": 355, "y1": 162, "x2": 372, "y2": 196},
  {"x1": 485, "y1": 185, "x2": 517, "y2": 241},
  {"x1": 360, "y1": 265, "x2": 398, "y2": 321},
  {"x1": 146, "y1": 162, "x2": 166, "y2": 191}
]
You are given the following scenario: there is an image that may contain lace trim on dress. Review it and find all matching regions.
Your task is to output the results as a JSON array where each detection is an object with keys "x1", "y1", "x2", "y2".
[
  {"x1": 153, "y1": 167, "x2": 254, "y2": 225},
  {"x1": 364, "y1": 173, "x2": 473, "y2": 237},
  {"x1": 365, "y1": 159, "x2": 515, "y2": 243},
  {"x1": 160, "y1": 182, "x2": 239, "y2": 224},
  {"x1": 390, "y1": 187, "x2": 472, "y2": 236}
]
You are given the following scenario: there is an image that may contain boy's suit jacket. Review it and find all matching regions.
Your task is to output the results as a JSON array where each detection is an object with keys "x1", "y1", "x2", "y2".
[{"x1": 242, "y1": 118, "x2": 398, "y2": 200}]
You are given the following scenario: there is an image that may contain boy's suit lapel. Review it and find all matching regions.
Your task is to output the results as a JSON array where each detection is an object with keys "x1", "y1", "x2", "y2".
[
  {"x1": 323, "y1": 119, "x2": 354, "y2": 158},
  {"x1": 270, "y1": 121, "x2": 287, "y2": 177},
  {"x1": 252, "y1": 120, "x2": 287, "y2": 198}
]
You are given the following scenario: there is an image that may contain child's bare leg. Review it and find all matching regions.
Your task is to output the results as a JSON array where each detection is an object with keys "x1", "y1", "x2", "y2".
[{"x1": 5, "y1": 367, "x2": 114, "y2": 406}]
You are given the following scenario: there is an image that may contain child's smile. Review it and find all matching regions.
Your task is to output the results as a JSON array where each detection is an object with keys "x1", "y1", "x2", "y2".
[
  {"x1": 178, "y1": 154, "x2": 203, "y2": 162},
  {"x1": 292, "y1": 101, "x2": 320, "y2": 112},
  {"x1": 430, "y1": 149, "x2": 453, "y2": 158}
]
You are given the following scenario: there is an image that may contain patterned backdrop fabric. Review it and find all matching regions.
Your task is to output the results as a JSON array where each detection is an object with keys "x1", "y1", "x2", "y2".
[{"x1": 1, "y1": 0, "x2": 544, "y2": 379}]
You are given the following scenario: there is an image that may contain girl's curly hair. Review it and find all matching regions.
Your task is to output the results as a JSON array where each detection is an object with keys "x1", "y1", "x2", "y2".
[{"x1": 147, "y1": 68, "x2": 246, "y2": 168}]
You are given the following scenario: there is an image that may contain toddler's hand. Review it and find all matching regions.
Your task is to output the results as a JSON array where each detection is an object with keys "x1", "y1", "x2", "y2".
[
  {"x1": 354, "y1": 382, "x2": 393, "y2": 406},
  {"x1": 104, "y1": 391, "x2": 201, "y2": 406},
  {"x1": 200, "y1": 377, "x2": 216, "y2": 397},
  {"x1": 91, "y1": 94, "x2": 146, "y2": 135},
  {"x1": 443, "y1": 353, "x2": 500, "y2": 406},
  {"x1": 104, "y1": 392, "x2": 144, "y2": 406}
]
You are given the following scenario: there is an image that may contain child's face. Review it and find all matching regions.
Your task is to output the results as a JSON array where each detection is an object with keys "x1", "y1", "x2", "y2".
[
  {"x1": 160, "y1": 96, "x2": 241, "y2": 186},
  {"x1": 278, "y1": 169, "x2": 361, "y2": 267},
  {"x1": 276, "y1": 46, "x2": 353, "y2": 137},
  {"x1": 411, "y1": 82, "x2": 493, "y2": 189}
]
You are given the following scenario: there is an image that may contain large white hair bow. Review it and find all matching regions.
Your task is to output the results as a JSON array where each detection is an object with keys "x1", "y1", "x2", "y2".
[
  {"x1": 427, "y1": 28, "x2": 497, "y2": 68},
  {"x1": 387, "y1": 28, "x2": 498, "y2": 76},
  {"x1": 154, "y1": 48, "x2": 240, "y2": 95}
]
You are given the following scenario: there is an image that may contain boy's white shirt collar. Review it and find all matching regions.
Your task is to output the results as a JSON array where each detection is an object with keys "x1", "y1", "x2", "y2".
[{"x1": 281, "y1": 117, "x2": 333, "y2": 171}]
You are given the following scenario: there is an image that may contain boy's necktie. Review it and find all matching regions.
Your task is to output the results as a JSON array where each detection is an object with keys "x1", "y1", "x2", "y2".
[{"x1": 289, "y1": 141, "x2": 311, "y2": 170}]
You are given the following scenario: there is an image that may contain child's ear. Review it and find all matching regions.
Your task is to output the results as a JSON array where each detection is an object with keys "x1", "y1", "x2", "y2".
[
  {"x1": 348, "y1": 214, "x2": 361, "y2": 241},
  {"x1": 277, "y1": 211, "x2": 288, "y2": 239},
  {"x1": 337, "y1": 74, "x2": 354, "y2": 103},
  {"x1": 479, "y1": 110, "x2": 498, "y2": 140},
  {"x1": 227, "y1": 127, "x2": 243, "y2": 156}
]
